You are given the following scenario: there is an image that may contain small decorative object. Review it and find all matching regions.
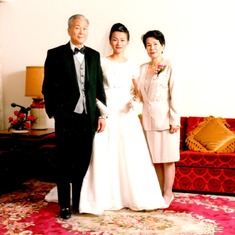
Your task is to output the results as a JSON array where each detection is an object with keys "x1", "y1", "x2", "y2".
[
  {"x1": 150, "y1": 63, "x2": 166, "y2": 76},
  {"x1": 154, "y1": 64, "x2": 166, "y2": 76},
  {"x1": 138, "y1": 113, "x2": 143, "y2": 125},
  {"x1": 156, "y1": 64, "x2": 166, "y2": 75},
  {"x1": 8, "y1": 103, "x2": 36, "y2": 132}
]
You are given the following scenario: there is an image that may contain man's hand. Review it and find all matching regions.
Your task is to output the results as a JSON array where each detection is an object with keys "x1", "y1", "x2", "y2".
[{"x1": 97, "y1": 117, "x2": 106, "y2": 133}]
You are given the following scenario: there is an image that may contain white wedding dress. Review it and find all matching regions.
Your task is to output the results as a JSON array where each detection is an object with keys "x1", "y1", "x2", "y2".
[{"x1": 45, "y1": 58, "x2": 165, "y2": 214}]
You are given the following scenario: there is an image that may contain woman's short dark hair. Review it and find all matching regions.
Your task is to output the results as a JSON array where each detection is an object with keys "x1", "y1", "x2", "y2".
[
  {"x1": 109, "y1": 23, "x2": 130, "y2": 41},
  {"x1": 142, "y1": 30, "x2": 165, "y2": 48}
]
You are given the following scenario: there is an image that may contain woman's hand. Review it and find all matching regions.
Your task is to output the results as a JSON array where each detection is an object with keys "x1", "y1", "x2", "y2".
[{"x1": 169, "y1": 125, "x2": 180, "y2": 134}]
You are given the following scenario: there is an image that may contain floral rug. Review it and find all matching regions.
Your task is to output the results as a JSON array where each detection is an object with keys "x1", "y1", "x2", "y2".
[{"x1": 0, "y1": 179, "x2": 234, "y2": 235}]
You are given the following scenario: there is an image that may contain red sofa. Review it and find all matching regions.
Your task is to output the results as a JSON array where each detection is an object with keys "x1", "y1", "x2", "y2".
[
  {"x1": 174, "y1": 116, "x2": 235, "y2": 195},
  {"x1": 39, "y1": 116, "x2": 235, "y2": 195}
]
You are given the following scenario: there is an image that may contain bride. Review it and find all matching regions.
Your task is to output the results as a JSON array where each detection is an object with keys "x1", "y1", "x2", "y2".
[{"x1": 45, "y1": 23, "x2": 165, "y2": 214}]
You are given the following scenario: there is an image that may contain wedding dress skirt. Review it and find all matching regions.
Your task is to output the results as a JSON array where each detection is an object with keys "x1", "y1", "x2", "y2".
[
  {"x1": 45, "y1": 107, "x2": 165, "y2": 214},
  {"x1": 79, "y1": 107, "x2": 165, "y2": 214}
]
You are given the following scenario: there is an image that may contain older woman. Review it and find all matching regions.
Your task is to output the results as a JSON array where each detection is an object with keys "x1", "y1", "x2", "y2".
[{"x1": 138, "y1": 30, "x2": 181, "y2": 208}]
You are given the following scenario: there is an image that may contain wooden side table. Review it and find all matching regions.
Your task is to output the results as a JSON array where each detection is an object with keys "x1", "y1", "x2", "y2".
[
  {"x1": 0, "y1": 128, "x2": 55, "y2": 194},
  {"x1": 0, "y1": 128, "x2": 55, "y2": 137}
]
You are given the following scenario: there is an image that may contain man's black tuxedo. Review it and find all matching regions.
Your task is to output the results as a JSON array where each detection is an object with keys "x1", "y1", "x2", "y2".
[
  {"x1": 42, "y1": 42, "x2": 106, "y2": 211},
  {"x1": 43, "y1": 42, "x2": 106, "y2": 132}
]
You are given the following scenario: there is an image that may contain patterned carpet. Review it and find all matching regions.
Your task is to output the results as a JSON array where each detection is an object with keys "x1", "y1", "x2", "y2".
[{"x1": 0, "y1": 179, "x2": 234, "y2": 235}]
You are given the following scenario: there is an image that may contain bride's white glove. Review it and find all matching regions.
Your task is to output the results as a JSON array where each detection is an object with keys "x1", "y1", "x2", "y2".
[
  {"x1": 96, "y1": 100, "x2": 109, "y2": 118},
  {"x1": 129, "y1": 97, "x2": 140, "y2": 111}
]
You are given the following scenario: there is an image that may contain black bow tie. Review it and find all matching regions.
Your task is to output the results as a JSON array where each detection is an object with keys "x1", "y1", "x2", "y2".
[{"x1": 74, "y1": 47, "x2": 85, "y2": 55}]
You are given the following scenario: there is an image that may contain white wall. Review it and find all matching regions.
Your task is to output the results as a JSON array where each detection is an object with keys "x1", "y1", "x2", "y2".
[{"x1": 0, "y1": 0, "x2": 235, "y2": 129}]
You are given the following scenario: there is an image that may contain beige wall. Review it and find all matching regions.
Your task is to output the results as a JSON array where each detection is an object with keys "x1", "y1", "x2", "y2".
[{"x1": 0, "y1": 0, "x2": 235, "y2": 129}]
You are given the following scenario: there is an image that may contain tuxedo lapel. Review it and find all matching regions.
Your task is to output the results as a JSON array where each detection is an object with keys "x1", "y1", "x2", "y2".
[
  {"x1": 64, "y1": 43, "x2": 79, "y2": 89},
  {"x1": 84, "y1": 47, "x2": 91, "y2": 84}
]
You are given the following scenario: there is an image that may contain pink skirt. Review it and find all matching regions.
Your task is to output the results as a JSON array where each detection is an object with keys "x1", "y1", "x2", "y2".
[{"x1": 145, "y1": 129, "x2": 180, "y2": 163}]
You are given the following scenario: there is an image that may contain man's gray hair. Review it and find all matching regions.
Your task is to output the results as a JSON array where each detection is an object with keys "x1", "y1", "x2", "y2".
[{"x1": 68, "y1": 14, "x2": 89, "y2": 27}]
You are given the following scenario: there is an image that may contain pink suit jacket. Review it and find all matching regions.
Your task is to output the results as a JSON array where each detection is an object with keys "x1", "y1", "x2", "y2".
[{"x1": 139, "y1": 60, "x2": 180, "y2": 131}]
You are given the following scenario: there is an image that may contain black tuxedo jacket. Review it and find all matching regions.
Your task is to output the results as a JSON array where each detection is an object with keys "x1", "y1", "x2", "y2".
[{"x1": 42, "y1": 42, "x2": 106, "y2": 132}]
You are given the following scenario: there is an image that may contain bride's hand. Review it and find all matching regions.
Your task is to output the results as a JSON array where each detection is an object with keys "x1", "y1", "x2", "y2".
[{"x1": 129, "y1": 97, "x2": 140, "y2": 110}]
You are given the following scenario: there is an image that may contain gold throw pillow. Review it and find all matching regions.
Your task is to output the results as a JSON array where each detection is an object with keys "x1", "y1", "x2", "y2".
[{"x1": 185, "y1": 116, "x2": 235, "y2": 153}]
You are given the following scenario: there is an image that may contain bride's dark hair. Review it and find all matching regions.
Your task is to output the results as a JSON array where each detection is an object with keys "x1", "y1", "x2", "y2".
[{"x1": 109, "y1": 23, "x2": 130, "y2": 41}]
